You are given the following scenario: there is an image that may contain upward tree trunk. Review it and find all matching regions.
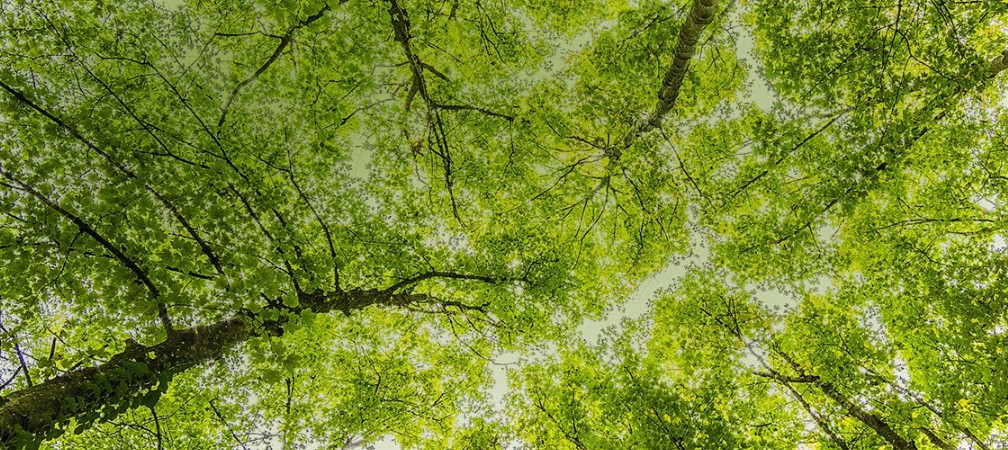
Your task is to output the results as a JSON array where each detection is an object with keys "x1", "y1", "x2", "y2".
[
  {"x1": 0, "y1": 289, "x2": 422, "y2": 448},
  {"x1": 816, "y1": 381, "x2": 917, "y2": 450},
  {"x1": 621, "y1": 0, "x2": 720, "y2": 149},
  {"x1": 0, "y1": 316, "x2": 251, "y2": 446}
]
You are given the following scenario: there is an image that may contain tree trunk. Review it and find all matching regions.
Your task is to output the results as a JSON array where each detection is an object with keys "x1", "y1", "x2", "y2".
[
  {"x1": 816, "y1": 381, "x2": 917, "y2": 450},
  {"x1": 0, "y1": 289, "x2": 420, "y2": 447},
  {"x1": 622, "y1": 0, "x2": 720, "y2": 148}
]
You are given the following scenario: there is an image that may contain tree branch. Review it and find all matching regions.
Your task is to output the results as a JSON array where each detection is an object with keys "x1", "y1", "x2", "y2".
[
  {"x1": 383, "y1": 270, "x2": 504, "y2": 294},
  {"x1": 0, "y1": 73, "x2": 225, "y2": 298},
  {"x1": 0, "y1": 317, "x2": 32, "y2": 388},
  {"x1": 431, "y1": 101, "x2": 514, "y2": 122},
  {"x1": 0, "y1": 165, "x2": 169, "y2": 333},
  {"x1": 217, "y1": 5, "x2": 334, "y2": 131},
  {"x1": 209, "y1": 398, "x2": 247, "y2": 450}
]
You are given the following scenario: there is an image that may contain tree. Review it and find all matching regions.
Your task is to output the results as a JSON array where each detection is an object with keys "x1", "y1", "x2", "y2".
[
  {"x1": 508, "y1": 322, "x2": 800, "y2": 449},
  {"x1": 0, "y1": 0, "x2": 1005, "y2": 448}
]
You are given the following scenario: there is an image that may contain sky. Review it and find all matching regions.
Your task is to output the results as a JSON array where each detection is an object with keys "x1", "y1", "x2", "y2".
[
  {"x1": 4, "y1": 0, "x2": 1006, "y2": 448},
  {"x1": 147, "y1": 1, "x2": 781, "y2": 448},
  {"x1": 371, "y1": 5, "x2": 780, "y2": 448}
]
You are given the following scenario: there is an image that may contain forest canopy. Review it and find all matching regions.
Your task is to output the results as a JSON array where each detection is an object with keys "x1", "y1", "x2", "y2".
[{"x1": 0, "y1": 0, "x2": 1007, "y2": 448}]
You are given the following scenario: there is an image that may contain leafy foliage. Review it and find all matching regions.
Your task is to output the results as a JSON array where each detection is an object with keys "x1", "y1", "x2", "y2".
[{"x1": 0, "y1": 0, "x2": 1006, "y2": 448}]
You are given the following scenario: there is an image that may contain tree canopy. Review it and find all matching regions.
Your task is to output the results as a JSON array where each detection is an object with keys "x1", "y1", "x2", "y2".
[{"x1": 0, "y1": 0, "x2": 1006, "y2": 448}]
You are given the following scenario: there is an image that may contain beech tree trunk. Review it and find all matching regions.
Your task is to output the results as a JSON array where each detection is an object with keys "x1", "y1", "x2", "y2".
[
  {"x1": 0, "y1": 289, "x2": 421, "y2": 447},
  {"x1": 622, "y1": 0, "x2": 720, "y2": 148}
]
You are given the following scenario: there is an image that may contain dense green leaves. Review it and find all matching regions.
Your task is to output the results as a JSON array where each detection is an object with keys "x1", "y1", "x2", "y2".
[{"x1": 0, "y1": 0, "x2": 1006, "y2": 447}]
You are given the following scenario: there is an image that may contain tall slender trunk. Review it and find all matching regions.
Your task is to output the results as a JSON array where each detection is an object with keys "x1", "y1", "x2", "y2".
[
  {"x1": 816, "y1": 381, "x2": 917, "y2": 450},
  {"x1": 621, "y1": 0, "x2": 720, "y2": 149}
]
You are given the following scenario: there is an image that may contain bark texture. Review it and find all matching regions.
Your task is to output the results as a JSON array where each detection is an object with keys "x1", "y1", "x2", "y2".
[
  {"x1": 622, "y1": 0, "x2": 719, "y2": 148},
  {"x1": 0, "y1": 289, "x2": 421, "y2": 447}
]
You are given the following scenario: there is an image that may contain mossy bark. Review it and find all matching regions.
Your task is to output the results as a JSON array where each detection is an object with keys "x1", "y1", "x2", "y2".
[{"x1": 0, "y1": 289, "x2": 419, "y2": 447}]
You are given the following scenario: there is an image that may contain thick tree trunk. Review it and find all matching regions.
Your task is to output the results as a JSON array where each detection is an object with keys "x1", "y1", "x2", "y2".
[
  {"x1": 0, "y1": 317, "x2": 251, "y2": 446},
  {"x1": 0, "y1": 288, "x2": 421, "y2": 447}
]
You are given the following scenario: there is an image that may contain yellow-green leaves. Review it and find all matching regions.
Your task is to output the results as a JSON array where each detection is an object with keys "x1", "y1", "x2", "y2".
[{"x1": 2, "y1": 0, "x2": 1008, "y2": 447}]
